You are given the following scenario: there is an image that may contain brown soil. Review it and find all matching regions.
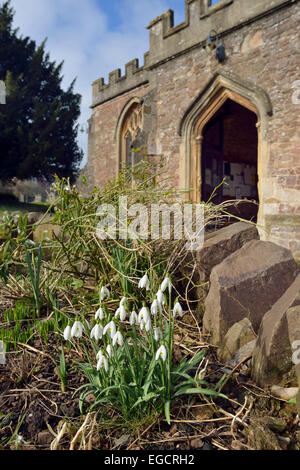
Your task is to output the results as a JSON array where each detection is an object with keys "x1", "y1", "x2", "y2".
[{"x1": 1, "y1": 334, "x2": 299, "y2": 451}]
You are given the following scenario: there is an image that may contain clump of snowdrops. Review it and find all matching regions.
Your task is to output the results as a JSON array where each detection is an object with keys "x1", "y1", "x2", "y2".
[{"x1": 63, "y1": 274, "x2": 225, "y2": 424}]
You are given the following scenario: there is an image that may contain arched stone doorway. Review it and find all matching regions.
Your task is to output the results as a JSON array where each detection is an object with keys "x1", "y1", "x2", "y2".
[{"x1": 179, "y1": 71, "x2": 273, "y2": 229}]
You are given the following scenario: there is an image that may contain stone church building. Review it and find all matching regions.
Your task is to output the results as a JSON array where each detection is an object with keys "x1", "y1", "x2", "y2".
[{"x1": 83, "y1": 0, "x2": 300, "y2": 258}]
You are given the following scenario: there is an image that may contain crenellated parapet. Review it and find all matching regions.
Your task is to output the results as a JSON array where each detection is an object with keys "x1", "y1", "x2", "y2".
[
  {"x1": 92, "y1": 0, "x2": 297, "y2": 107},
  {"x1": 146, "y1": 0, "x2": 295, "y2": 68},
  {"x1": 92, "y1": 53, "x2": 150, "y2": 108}
]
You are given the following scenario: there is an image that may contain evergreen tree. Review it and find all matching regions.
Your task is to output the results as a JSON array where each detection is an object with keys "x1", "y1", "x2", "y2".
[{"x1": 0, "y1": 1, "x2": 83, "y2": 182}]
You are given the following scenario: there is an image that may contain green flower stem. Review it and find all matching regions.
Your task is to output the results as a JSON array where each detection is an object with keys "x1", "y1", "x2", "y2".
[{"x1": 167, "y1": 288, "x2": 172, "y2": 403}]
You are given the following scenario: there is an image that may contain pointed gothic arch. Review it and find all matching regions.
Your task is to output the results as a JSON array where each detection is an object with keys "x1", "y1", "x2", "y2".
[
  {"x1": 179, "y1": 70, "x2": 273, "y2": 226},
  {"x1": 115, "y1": 97, "x2": 144, "y2": 174}
]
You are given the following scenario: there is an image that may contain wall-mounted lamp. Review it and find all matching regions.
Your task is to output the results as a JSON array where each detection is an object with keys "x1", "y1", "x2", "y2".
[{"x1": 205, "y1": 30, "x2": 226, "y2": 63}]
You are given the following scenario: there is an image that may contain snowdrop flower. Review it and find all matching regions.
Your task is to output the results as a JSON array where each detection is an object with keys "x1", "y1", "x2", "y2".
[
  {"x1": 138, "y1": 306, "x2": 150, "y2": 324},
  {"x1": 120, "y1": 297, "x2": 127, "y2": 308},
  {"x1": 115, "y1": 305, "x2": 127, "y2": 321},
  {"x1": 154, "y1": 327, "x2": 163, "y2": 342},
  {"x1": 120, "y1": 306, "x2": 127, "y2": 321},
  {"x1": 95, "y1": 307, "x2": 105, "y2": 321},
  {"x1": 151, "y1": 299, "x2": 161, "y2": 316},
  {"x1": 100, "y1": 286, "x2": 110, "y2": 301},
  {"x1": 112, "y1": 331, "x2": 124, "y2": 347},
  {"x1": 138, "y1": 274, "x2": 150, "y2": 290},
  {"x1": 156, "y1": 290, "x2": 165, "y2": 306},
  {"x1": 145, "y1": 319, "x2": 151, "y2": 332},
  {"x1": 173, "y1": 301, "x2": 183, "y2": 318},
  {"x1": 96, "y1": 350, "x2": 104, "y2": 361},
  {"x1": 97, "y1": 354, "x2": 109, "y2": 372},
  {"x1": 130, "y1": 311, "x2": 138, "y2": 326},
  {"x1": 106, "y1": 344, "x2": 114, "y2": 358},
  {"x1": 103, "y1": 321, "x2": 117, "y2": 339},
  {"x1": 90, "y1": 324, "x2": 103, "y2": 341},
  {"x1": 161, "y1": 277, "x2": 172, "y2": 294},
  {"x1": 63, "y1": 325, "x2": 72, "y2": 341},
  {"x1": 155, "y1": 345, "x2": 167, "y2": 362},
  {"x1": 140, "y1": 319, "x2": 145, "y2": 331},
  {"x1": 71, "y1": 321, "x2": 85, "y2": 338}
]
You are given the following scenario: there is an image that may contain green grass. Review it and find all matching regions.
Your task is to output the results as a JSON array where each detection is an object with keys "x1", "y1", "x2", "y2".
[{"x1": 0, "y1": 201, "x2": 48, "y2": 215}]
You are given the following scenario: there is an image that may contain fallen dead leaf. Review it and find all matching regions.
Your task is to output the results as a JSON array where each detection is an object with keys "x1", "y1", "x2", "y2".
[{"x1": 271, "y1": 385, "x2": 298, "y2": 401}]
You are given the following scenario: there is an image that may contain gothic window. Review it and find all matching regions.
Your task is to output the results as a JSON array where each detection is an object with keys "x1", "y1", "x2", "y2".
[{"x1": 120, "y1": 102, "x2": 144, "y2": 171}]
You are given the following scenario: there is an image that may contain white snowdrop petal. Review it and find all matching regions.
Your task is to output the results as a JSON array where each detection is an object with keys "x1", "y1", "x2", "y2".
[
  {"x1": 173, "y1": 301, "x2": 183, "y2": 318},
  {"x1": 71, "y1": 321, "x2": 84, "y2": 338},
  {"x1": 106, "y1": 345, "x2": 113, "y2": 357},
  {"x1": 130, "y1": 311, "x2": 138, "y2": 326},
  {"x1": 63, "y1": 326, "x2": 72, "y2": 341},
  {"x1": 100, "y1": 286, "x2": 110, "y2": 301},
  {"x1": 154, "y1": 327, "x2": 162, "y2": 342},
  {"x1": 155, "y1": 345, "x2": 167, "y2": 362},
  {"x1": 138, "y1": 274, "x2": 150, "y2": 290},
  {"x1": 161, "y1": 278, "x2": 172, "y2": 294},
  {"x1": 151, "y1": 299, "x2": 158, "y2": 316},
  {"x1": 96, "y1": 350, "x2": 103, "y2": 360},
  {"x1": 138, "y1": 307, "x2": 150, "y2": 324},
  {"x1": 113, "y1": 331, "x2": 124, "y2": 347},
  {"x1": 120, "y1": 306, "x2": 127, "y2": 322},
  {"x1": 94, "y1": 324, "x2": 103, "y2": 340},
  {"x1": 114, "y1": 307, "x2": 121, "y2": 318},
  {"x1": 96, "y1": 354, "x2": 109, "y2": 373},
  {"x1": 104, "y1": 321, "x2": 116, "y2": 338},
  {"x1": 95, "y1": 307, "x2": 105, "y2": 320},
  {"x1": 156, "y1": 290, "x2": 165, "y2": 306}
]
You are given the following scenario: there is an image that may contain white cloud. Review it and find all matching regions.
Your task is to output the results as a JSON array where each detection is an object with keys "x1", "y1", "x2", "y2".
[{"x1": 6, "y1": 0, "x2": 184, "y2": 167}]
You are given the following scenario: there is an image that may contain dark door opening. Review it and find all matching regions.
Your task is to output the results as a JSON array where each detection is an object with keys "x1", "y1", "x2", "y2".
[{"x1": 201, "y1": 99, "x2": 258, "y2": 221}]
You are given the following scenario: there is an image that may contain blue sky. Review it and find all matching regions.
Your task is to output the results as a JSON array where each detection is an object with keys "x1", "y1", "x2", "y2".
[{"x1": 5, "y1": 0, "x2": 221, "y2": 166}]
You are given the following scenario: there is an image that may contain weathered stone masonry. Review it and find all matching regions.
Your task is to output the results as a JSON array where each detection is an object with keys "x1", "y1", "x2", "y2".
[{"x1": 83, "y1": 0, "x2": 300, "y2": 258}]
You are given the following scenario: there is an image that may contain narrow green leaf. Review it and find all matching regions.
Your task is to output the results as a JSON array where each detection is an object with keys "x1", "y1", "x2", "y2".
[{"x1": 174, "y1": 387, "x2": 227, "y2": 399}]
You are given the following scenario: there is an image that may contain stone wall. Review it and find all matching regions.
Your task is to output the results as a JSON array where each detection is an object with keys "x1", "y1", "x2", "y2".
[{"x1": 82, "y1": 0, "x2": 300, "y2": 258}]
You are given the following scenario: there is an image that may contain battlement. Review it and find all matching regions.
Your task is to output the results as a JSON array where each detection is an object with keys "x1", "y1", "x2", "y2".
[
  {"x1": 92, "y1": 0, "x2": 296, "y2": 107},
  {"x1": 92, "y1": 53, "x2": 150, "y2": 108}
]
